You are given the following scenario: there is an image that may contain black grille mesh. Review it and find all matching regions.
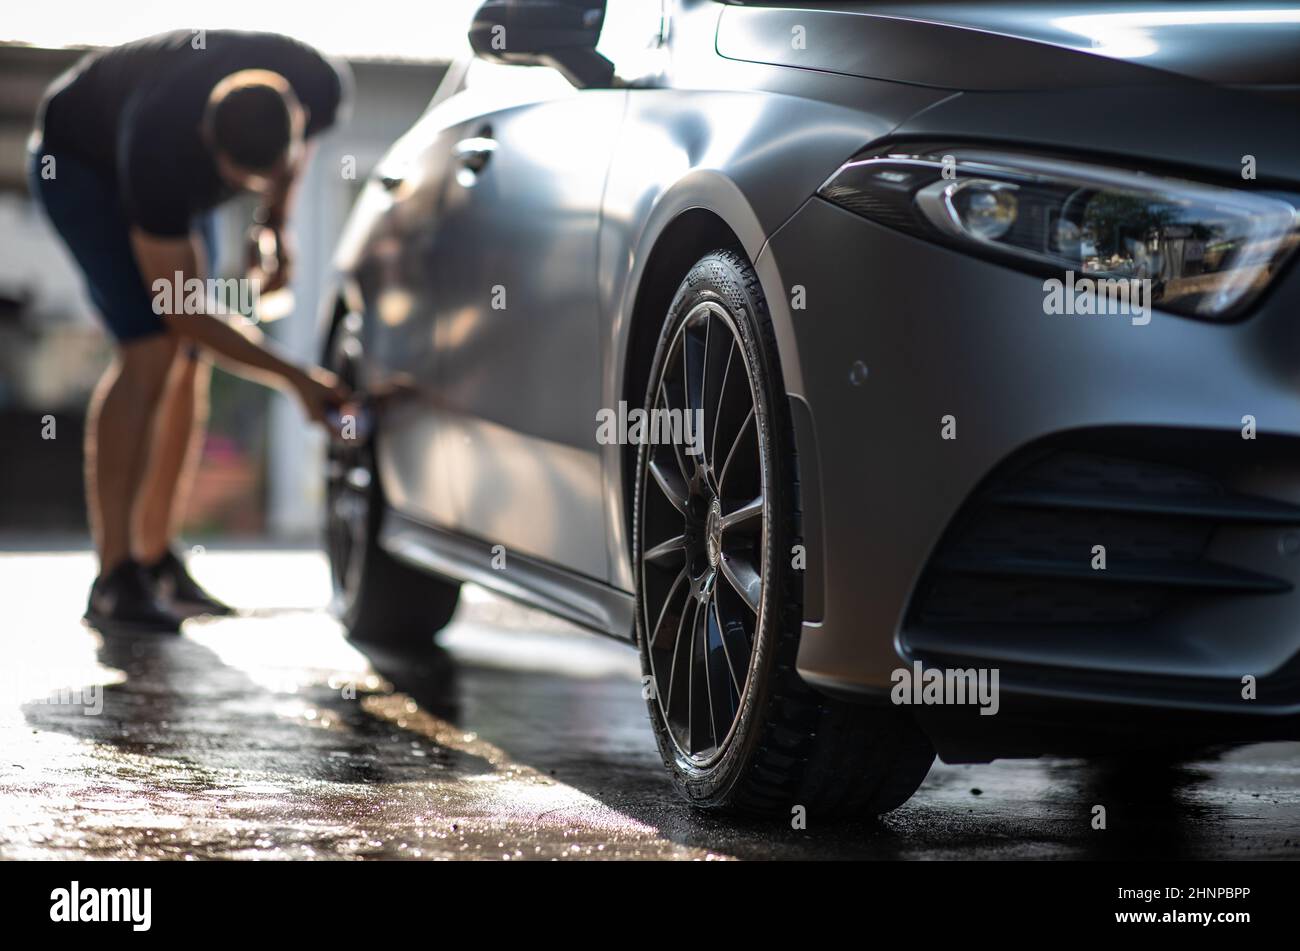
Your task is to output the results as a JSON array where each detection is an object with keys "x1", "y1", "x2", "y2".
[{"x1": 909, "y1": 445, "x2": 1300, "y2": 628}]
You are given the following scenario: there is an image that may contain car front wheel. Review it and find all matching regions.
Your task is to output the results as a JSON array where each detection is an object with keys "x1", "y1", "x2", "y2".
[{"x1": 633, "y1": 249, "x2": 935, "y2": 817}]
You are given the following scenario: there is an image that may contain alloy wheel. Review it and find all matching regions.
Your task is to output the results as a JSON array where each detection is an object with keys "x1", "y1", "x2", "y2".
[{"x1": 639, "y1": 300, "x2": 769, "y2": 766}]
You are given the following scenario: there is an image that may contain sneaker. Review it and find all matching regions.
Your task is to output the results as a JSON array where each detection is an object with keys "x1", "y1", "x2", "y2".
[
  {"x1": 146, "y1": 548, "x2": 235, "y2": 618},
  {"x1": 84, "y1": 559, "x2": 185, "y2": 636}
]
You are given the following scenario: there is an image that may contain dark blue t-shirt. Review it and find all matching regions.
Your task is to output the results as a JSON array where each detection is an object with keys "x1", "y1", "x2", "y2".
[{"x1": 38, "y1": 30, "x2": 350, "y2": 236}]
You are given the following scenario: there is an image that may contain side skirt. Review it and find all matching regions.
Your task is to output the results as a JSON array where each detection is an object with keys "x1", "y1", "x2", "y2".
[{"x1": 380, "y1": 508, "x2": 637, "y2": 643}]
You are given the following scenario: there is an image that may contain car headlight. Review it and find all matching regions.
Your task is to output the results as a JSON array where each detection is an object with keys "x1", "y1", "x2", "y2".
[{"x1": 818, "y1": 145, "x2": 1300, "y2": 320}]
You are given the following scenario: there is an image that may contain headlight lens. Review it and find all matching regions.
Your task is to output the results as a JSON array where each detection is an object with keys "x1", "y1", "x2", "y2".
[
  {"x1": 819, "y1": 146, "x2": 1300, "y2": 320},
  {"x1": 939, "y1": 179, "x2": 1019, "y2": 241}
]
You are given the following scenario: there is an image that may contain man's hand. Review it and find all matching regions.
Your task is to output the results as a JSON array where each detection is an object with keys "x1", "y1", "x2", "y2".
[
  {"x1": 264, "y1": 226, "x2": 294, "y2": 293},
  {"x1": 130, "y1": 227, "x2": 344, "y2": 416},
  {"x1": 245, "y1": 225, "x2": 294, "y2": 293},
  {"x1": 290, "y1": 365, "x2": 349, "y2": 424}
]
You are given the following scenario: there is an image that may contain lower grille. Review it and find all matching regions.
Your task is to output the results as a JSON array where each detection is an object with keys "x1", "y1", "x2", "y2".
[{"x1": 909, "y1": 436, "x2": 1300, "y2": 629}]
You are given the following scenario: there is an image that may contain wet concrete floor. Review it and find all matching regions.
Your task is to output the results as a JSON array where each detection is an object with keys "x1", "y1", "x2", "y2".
[{"x1": 3, "y1": 547, "x2": 1298, "y2": 860}]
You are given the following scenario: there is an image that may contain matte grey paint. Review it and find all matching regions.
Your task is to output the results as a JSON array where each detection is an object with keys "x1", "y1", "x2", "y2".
[
  {"x1": 767, "y1": 197, "x2": 1300, "y2": 700},
  {"x1": 716, "y1": 4, "x2": 1178, "y2": 90},
  {"x1": 326, "y1": 0, "x2": 1300, "y2": 751}
]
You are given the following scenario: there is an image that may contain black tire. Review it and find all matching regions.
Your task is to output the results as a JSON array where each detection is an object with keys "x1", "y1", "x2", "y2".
[
  {"x1": 633, "y1": 249, "x2": 934, "y2": 818},
  {"x1": 325, "y1": 317, "x2": 460, "y2": 648}
]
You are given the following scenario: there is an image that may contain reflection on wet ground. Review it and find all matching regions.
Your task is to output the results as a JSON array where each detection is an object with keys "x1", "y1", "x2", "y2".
[{"x1": 2, "y1": 547, "x2": 1298, "y2": 860}]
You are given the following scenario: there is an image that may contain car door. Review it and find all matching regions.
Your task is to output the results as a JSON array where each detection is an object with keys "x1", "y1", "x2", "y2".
[{"x1": 411, "y1": 55, "x2": 629, "y2": 580}]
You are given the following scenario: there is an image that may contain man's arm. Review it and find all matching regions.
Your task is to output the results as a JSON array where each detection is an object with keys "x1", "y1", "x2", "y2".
[
  {"x1": 249, "y1": 142, "x2": 314, "y2": 292},
  {"x1": 130, "y1": 227, "x2": 344, "y2": 421},
  {"x1": 258, "y1": 140, "x2": 311, "y2": 232}
]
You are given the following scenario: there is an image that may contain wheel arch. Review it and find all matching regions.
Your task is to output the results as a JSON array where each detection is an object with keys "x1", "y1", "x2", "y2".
[
  {"x1": 618, "y1": 207, "x2": 747, "y2": 557},
  {"x1": 611, "y1": 174, "x2": 816, "y2": 623},
  {"x1": 612, "y1": 178, "x2": 813, "y2": 586}
]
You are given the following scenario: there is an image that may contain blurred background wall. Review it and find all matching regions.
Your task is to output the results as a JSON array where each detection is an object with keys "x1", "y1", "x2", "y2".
[{"x1": 0, "y1": 38, "x2": 451, "y2": 540}]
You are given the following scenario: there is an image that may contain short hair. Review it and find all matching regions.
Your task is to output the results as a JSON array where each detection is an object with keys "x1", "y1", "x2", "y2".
[{"x1": 203, "y1": 70, "x2": 296, "y2": 171}]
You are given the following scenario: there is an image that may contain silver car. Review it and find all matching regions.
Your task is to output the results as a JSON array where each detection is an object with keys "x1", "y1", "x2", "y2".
[{"x1": 320, "y1": 0, "x2": 1300, "y2": 816}]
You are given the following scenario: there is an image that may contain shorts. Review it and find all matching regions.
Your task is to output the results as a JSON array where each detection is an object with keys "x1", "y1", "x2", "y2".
[{"x1": 28, "y1": 143, "x2": 219, "y2": 345}]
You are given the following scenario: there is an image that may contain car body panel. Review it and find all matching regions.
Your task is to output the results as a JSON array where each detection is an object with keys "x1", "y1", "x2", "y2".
[
  {"x1": 894, "y1": 82, "x2": 1300, "y2": 186},
  {"x1": 341, "y1": 76, "x2": 627, "y2": 580},
  {"x1": 757, "y1": 1, "x2": 1300, "y2": 88},
  {"x1": 404, "y1": 89, "x2": 625, "y2": 580},
  {"x1": 716, "y1": 3, "x2": 1178, "y2": 90},
  {"x1": 768, "y1": 196, "x2": 1300, "y2": 700}
]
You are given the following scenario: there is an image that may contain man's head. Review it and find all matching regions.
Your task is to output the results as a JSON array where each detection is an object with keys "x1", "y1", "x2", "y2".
[{"x1": 201, "y1": 69, "x2": 307, "y2": 193}]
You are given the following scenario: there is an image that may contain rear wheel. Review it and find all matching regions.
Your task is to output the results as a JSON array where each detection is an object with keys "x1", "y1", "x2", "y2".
[
  {"x1": 633, "y1": 250, "x2": 934, "y2": 817},
  {"x1": 325, "y1": 317, "x2": 460, "y2": 647}
]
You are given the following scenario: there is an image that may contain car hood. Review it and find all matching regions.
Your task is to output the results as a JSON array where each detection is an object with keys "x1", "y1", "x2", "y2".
[{"x1": 720, "y1": 2, "x2": 1300, "y2": 90}]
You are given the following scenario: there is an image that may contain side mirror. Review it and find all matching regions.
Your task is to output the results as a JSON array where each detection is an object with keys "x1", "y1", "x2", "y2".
[{"x1": 468, "y1": 0, "x2": 614, "y2": 89}]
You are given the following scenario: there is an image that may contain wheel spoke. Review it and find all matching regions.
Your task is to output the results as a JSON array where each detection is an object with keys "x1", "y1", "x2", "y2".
[
  {"x1": 693, "y1": 596, "x2": 717, "y2": 755},
  {"x1": 648, "y1": 454, "x2": 689, "y2": 516},
  {"x1": 644, "y1": 533, "x2": 687, "y2": 566},
  {"x1": 718, "y1": 407, "x2": 754, "y2": 494},
  {"x1": 699, "y1": 314, "x2": 711, "y2": 415},
  {"x1": 685, "y1": 597, "x2": 703, "y2": 754},
  {"x1": 710, "y1": 598, "x2": 742, "y2": 697},
  {"x1": 696, "y1": 315, "x2": 712, "y2": 474},
  {"x1": 721, "y1": 495, "x2": 763, "y2": 535},
  {"x1": 648, "y1": 567, "x2": 688, "y2": 652},
  {"x1": 709, "y1": 338, "x2": 735, "y2": 476},
  {"x1": 665, "y1": 590, "x2": 695, "y2": 736},
  {"x1": 682, "y1": 319, "x2": 703, "y2": 415},
  {"x1": 658, "y1": 380, "x2": 697, "y2": 486},
  {"x1": 720, "y1": 552, "x2": 762, "y2": 614},
  {"x1": 678, "y1": 324, "x2": 703, "y2": 479},
  {"x1": 705, "y1": 596, "x2": 740, "y2": 736}
]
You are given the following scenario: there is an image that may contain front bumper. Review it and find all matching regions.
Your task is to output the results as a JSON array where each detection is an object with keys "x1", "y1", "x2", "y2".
[{"x1": 762, "y1": 196, "x2": 1300, "y2": 733}]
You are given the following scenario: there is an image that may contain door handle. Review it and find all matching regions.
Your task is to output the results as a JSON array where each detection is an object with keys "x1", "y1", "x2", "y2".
[{"x1": 453, "y1": 136, "x2": 497, "y2": 173}]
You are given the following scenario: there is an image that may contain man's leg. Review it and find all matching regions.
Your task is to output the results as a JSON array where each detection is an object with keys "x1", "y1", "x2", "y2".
[
  {"x1": 132, "y1": 347, "x2": 233, "y2": 616},
  {"x1": 86, "y1": 334, "x2": 179, "y2": 573},
  {"x1": 135, "y1": 348, "x2": 209, "y2": 564}
]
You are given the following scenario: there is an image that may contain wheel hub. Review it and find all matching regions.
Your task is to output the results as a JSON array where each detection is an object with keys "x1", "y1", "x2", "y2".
[
  {"x1": 705, "y1": 498, "x2": 722, "y2": 568},
  {"x1": 684, "y1": 481, "x2": 721, "y2": 584}
]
